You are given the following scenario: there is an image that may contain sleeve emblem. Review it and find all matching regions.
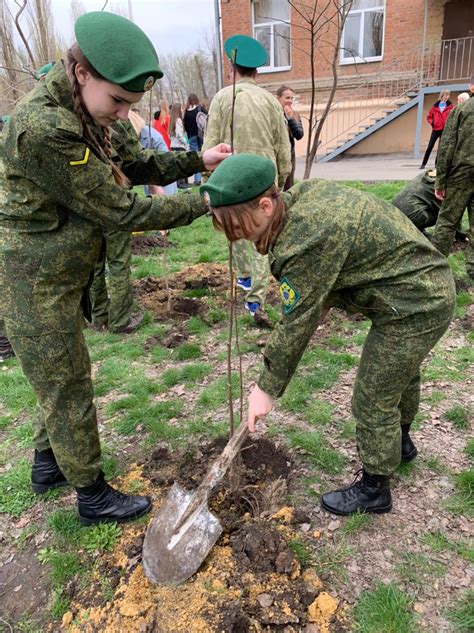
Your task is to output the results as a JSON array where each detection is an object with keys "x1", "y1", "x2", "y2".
[
  {"x1": 280, "y1": 277, "x2": 301, "y2": 314},
  {"x1": 69, "y1": 147, "x2": 90, "y2": 166}
]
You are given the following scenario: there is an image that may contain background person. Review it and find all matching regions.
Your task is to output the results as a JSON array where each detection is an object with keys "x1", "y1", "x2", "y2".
[
  {"x1": 169, "y1": 102, "x2": 191, "y2": 189},
  {"x1": 153, "y1": 100, "x2": 171, "y2": 149},
  {"x1": 202, "y1": 35, "x2": 291, "y2": 324},
  {"x1": 392, "y1": 170, "x2": 467, "y2": 242},
  {"x1": 183, "y1": 93, "x2": 205, "y2": 185},
  {"x1": 432, "y1": 81, "x2": 474, "y2": 281},
  {"x1": 420, "y1": 90, "x2": 454, "y2": 169},
  {"x1": 0, "y1": 11, "x2": 230, "y2": 525},
  {"x1": 203, "y1": 153, "x2": 455, "y2": 517},
  {"x1": 276, "y1": 85, "x2": 304, "y2": 191}
]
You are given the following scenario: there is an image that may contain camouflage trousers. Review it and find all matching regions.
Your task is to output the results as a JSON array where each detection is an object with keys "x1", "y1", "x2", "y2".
[
  {"x1": 6, "y1": 318, "x2": 102, "y2": 487},
  {"x1": 233, "y1": 239, "x2": 269, "y2": 305},
  {"x1": 90, "y1": 230, "x2": 134, "y2": 331},
  {"x1": 403, "y1": 201, "x2": 439, "y2": 230},
  {"x1": 431, "y1": 183, "x2": 474, "y2": 278},
  {"x1": 352, "y1": 300, "x2": 454, "y2": 476}
]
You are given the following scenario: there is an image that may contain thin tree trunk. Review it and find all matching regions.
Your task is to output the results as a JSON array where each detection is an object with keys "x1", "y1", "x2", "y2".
[{"x1": 194, "y1": 55, "x2": 208, "y2": 101}]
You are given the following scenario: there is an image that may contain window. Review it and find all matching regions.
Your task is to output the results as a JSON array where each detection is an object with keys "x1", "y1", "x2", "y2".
[
  {"x1": 253, "y1": 0, "x2": 291, "y2": 72},
  {"x1": 341, "y1": 0, "x2": 385, "y2": 64}
]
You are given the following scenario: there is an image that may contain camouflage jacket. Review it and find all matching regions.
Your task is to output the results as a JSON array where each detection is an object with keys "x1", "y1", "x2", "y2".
[
  {"x1": 258, "y1": 181, "x2": 454, "y2": 397},
  {"x1": 435, "y1": 96, "x2": 474, "y2": 190},
  {"x1": 202, "y1": 78, "x2": 291, "y2": 188},
  {"x1": 392, "y1": 170, "x2": 440, "y2": 218},
  {"x1": 0, "y1": 62, "x2": 207, "y2": 334}
]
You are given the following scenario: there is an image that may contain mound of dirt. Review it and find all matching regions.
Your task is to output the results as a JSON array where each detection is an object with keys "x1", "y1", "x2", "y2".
[
  {"x1": 134, "y1": 263, "x2": 230, "y2": 321},
  {"x1": 131, "y1": 234, "x2": 173, "y2": 255},
  {"x1": 67, "y1": 440, "x2": 341, "y2": 632}
]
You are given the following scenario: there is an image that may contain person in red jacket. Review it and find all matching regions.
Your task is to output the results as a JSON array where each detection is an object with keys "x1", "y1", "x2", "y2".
[{"x1": 420, "y1": 90, "x2": 454, "y2": 168}]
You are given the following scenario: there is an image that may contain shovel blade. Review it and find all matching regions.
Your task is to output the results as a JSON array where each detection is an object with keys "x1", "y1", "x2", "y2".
[{"x1": 142, "y1": 483, "x2": 222, "y2": 585}]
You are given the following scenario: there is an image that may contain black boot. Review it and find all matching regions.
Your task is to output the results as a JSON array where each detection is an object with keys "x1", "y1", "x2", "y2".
[
  {"x1": 321, "y1": 469, "x2": 392, "y2": 516},
  {"x1": 31, "y1": 448, "x2": 68, "y2": 494},
  {"x1": 401, "y1": 424, "x2": 418, "y2": 462},
  {"x1": 76, "y1": 472, "x2": 152, "y2": 525}
]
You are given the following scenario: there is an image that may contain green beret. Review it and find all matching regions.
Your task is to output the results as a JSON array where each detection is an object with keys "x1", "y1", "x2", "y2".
[
  {"x1": 224, "y1": 34, "x2": 267, "y2": 68},
  {"x1": 35, "y1": 62, "x2": 54, "y2": 81},
  {"x1": 75, "y1": 12, "x2": 163, "y2": 93},
  {"x1": 201, "y1": 154, "x2": 276, "y2": 207}
]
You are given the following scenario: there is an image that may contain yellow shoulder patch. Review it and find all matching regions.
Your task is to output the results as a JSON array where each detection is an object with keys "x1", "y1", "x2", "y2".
[{"x1": 69, "y1": 147, "x2": 90, "y2": 166}]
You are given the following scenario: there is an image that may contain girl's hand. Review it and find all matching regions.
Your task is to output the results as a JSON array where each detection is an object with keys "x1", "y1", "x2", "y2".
[
  {"x1": 202, "y1": 143, "x2": 232, "y2": 171},
  {"x1": 247, "y1": 384, "x2": 274, "y2": 432},
  {"x1": 284, "y1": 105, "x2": 294, "y2": 119}
]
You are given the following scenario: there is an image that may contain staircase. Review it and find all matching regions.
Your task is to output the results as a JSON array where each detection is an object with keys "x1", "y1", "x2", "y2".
[{"x1": 317, "y1": 36, "x2": 473, "y2": 162}]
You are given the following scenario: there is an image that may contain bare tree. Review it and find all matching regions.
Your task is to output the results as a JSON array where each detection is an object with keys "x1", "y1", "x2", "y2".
[
  {"x1": 258, "y1": 0, "x2": 353, "y2": 178},
  {"x1": 288, "y1": 0, "x2": 353, "y2": 178}
]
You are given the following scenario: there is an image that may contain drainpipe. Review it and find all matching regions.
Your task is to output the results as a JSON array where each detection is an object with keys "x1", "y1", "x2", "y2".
[
  {"x1": 415, "y1": 0, "x2": 429, "y2": 159},
  {"x1": 214, "y1": 0, "x2": 224, "y2": 91}
]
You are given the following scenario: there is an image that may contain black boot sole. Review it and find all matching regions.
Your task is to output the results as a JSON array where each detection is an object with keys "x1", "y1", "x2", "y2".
[
  {"x1": 78, "y1": 501, "x2": 152, "y2": 526},
  {"x1": 320, "y1": 498, "x2": 393, "y2": 516},
  {"x1": 401, "y1": 446, "x2": 418, "y2": 463},
  {"x1": 32, "y1": 479, "x2": 69, "y2": 494}
]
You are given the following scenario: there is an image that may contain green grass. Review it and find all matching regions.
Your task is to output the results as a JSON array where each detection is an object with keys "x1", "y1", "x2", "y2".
[
  {"x1": 449, "y1": 590, "x2": 474, "y2": 632},
  {"x1": 352, "y1": 582, "x2": 416, "y2": 633},
  {"x1": 82, "y1": 522, "x2": 122, "y2": 553},
  {"x1": 288, "y1": 539, "x2": 312, "y2": 566},
  {"x1": 285, "y1": 429, "x2": 345, "y2": 474},
  {"x1": 198, "y1": 373, "x2": 240, "y2": 409},
  {"x1": 0, "y1": 365, "x2": 37, "y2": 416},
  {"x1": 0, "y1": 459, "x2": 37, "y2": 517},
  {"x1": 443, "y1": 405, "x2": 470, "y2": 430},
  {"x1": 341, "y1": 510, "x2": 371, "y2": 534},
  {"x1": 419, "y1": 530, "x2": 473, "y2": 563},
  {"x1": 161, "y1": 363, "x2": 211, "y2": 387},
  {"x1": 173, "y1": 342, "x2": 202, "y2": 360},
  {"x1": 465, "y1": 438, "x2": 474, "y2": 461},
  {"x1": 395, "y1": 551, "x2": 446, "y2": 588},
  {"x1": 447, "y1": 469, "x2": 474, "y2": 517}
]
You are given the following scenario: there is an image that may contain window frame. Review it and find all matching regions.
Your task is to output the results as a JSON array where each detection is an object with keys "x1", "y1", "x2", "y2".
[
  {"x1": 252, "y1": 1, "x2": 291, "y2": 73},
  {"x1": 339, "y1": 0, "x2": 386, "y2": 66}
]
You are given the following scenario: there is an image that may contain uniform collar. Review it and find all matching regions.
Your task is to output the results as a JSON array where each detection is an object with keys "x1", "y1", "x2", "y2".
[
  {"x1": 44, "y1": 61, "x2": 75, "y2": 111},
  {"x1": 237, "y1": 77, "x2": 257, "y2": 86}
]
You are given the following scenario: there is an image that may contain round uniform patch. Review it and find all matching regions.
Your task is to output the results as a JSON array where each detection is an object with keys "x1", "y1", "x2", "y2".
[{"x1": 144, "y1": 76, "x2": 155, "y2": 91}]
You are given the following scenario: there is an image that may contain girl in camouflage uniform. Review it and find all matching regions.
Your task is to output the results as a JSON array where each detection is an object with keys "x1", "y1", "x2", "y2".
[
  {"x1": 0, "y1": 12, "x2": 230, "y2": 525},
  {"x1": 203, "y1": 154, "x2": 455, "y2": 517}
]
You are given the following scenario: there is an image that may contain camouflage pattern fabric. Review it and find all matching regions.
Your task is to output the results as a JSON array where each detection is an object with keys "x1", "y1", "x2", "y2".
[
  {"x1": 90, "y1": 230, "x2": 135, "y2": 331},
  {"x1": 435, "y1": 96, "x2": 474, "y2": 191},
  {"x1": 233, "y1": 240, "x2": 269, "y2": 304},
  {"x1": 202, "y1": 77, "x2": 291, "y2": 306},
  {"x1": 202, "y1": 78, "x2": 291, "y2": 188},
  {"x1": 0, "y1": 62, "x2": 209, "y2": 486},
  {"x1": 257, "y1": 180, "x2": 455, "y2": 475},
  {"x1": 392, "y1": 170, "x2": 441, "y2": 229},
  {"x1": 431, "y1": 185, "x2": 474, "y2": 277},
  {"x1": 432, "y1": 97, "x2": 474, "y2": 276}
]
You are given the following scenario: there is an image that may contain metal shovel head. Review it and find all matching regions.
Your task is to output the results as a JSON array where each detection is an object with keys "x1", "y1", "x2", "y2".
[{"x1": 142, "y1": 483, "x2": 223, "y2": 585}]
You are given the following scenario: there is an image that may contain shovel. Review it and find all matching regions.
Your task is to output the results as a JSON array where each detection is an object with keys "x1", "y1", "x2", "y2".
[{"x1": 142, "y1": 418, "x2": 249, "y2": 585}]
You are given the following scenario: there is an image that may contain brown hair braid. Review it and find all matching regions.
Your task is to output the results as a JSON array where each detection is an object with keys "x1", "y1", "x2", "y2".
[{"x1": 66, "y1": 43, "x2": 129, "y2": 188}]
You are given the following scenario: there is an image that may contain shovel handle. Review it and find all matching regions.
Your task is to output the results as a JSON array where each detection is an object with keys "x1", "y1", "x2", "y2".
[{"x1": 174, "y1": 419, "x2": 249, "y2": 529}]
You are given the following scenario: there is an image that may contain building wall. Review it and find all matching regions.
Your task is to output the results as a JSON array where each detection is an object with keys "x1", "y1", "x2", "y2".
[
  {"x1": 220, "y1": 0, "x2": 447, "y2": 98},
  {"x1": 219, "y1": 0, "x2": 453, "y2": 156}
]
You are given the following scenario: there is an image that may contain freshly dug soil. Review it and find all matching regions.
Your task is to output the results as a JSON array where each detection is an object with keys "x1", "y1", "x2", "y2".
[
  {"x1": 131, "y1": 234, "x2": 173, "y2": 255},
  {"x1": 67, "y1": 438, "x2": 342, "y2": 632}
]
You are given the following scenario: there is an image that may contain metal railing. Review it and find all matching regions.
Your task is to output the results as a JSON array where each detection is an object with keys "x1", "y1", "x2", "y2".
[{"x1": 316, "y1": 36, "x2": 473, "y2": 156}]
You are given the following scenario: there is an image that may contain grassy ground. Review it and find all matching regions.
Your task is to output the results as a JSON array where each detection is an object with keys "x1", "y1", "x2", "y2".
[{"x1": 0, "y1": 181, "x2": 472, "y2": 632}]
